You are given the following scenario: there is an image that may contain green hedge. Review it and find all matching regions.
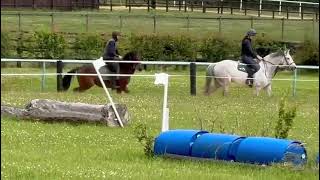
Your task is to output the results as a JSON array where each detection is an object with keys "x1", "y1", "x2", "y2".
[
  {"x1": 128, "y1": 33, "x2": 198, "y2": 61},
  {"x1": 294, "y1": 40, "x2": 319, "y2": 66},
  {"x1": 73, "y1": 33, "x2": 105, "y2": 60},
  {"x1": 1, "y1": 31, "x2": 11, "y2": 58},
  {"x1": 1, "y1": 31, "x2": 319, "y2": 65},
  {"x1": 31, "y1": 31, "x2": 66, "y2": 59}
]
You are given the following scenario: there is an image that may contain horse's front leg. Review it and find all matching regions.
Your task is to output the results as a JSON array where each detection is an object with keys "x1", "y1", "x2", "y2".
[
  {"x1": 264, "y1": 84, "x2": 272, "y2": 97},
  {"x1": 255, "y1": 85, "x2": 262, "y2": 96}
]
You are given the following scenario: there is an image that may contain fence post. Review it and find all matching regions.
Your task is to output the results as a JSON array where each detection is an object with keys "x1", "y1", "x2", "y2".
[
  {"x1": 166, "y1": 0, "x2": 168, "y2": 12},
  {"x1": 312, "y1": 16, "x2": 315, "y2": 39},
  {"x1": 18, "y1": 12, "x2": 21, "y2": 32},
  {"x1": 119, "y1": 16, "x2": 123, "y2": 32},
  {"x1": 179, "y1": 0, "x2": 181, "y2": 11},
  {"x1": 41, "y1": 62, "x2": 46, "y2": 91},
  {"x1": 203, "y1": 3, "x2": 206, "y2": 13},
  {"x1": 110, "y1": 0, "x2": 112, "y2": 11},
  {"x1": 244, "y1": 1, "x2": 247, "y2": 16},
  {"x1": 292, "y1": 68, "x2": 297, "y2": 96},
  {"x1": 251, "y1": 16, "x2": 253, "y2": 28},
  {"x1": 17, "y1": 34, "x2": 22, "y2": 68},
  {"x1": 190, "y1": 62, "x2": 196, "y2": 96},
  {"x1": 286, "y1": 6, "x2": 289, "y2": 19},
  {"x1": 281, "y1": 18, "x2": 284, "y2": 40},
  {"x1": 153, "y1": 15, "x2": 156, "y2": 33},
  {"x1": 301, "y1": 6, "x2": 303, "y2": 20},
  {"x1": 57, "y1": 60, "x2": 63, "y2": 92},
  {"x1": 17, "y1": 12, "x2": 22, "y2": 68},
  {"x1": 85, "y1": 13, "x2": 89, "y2": 32},
  {"x1": 191, "y1": 0, "x2": 193, "y2": 12},
  {"x1": 148, "y1": 0, "x2": 150, "y2": 12},
  {"x1": 272, "y1": 10, "x2": 275, "y2": 19},
  {"x1": 184, "y1": 0, "x2": 187, "y2": 12},
  {"x1": 186, "y1": 15, "x2": 190, "y2": 31},
  {"x1": 299, "y1": 3, "x2": 302, "y2": 17},
  {"x1": 218, "y1": 16, "x2": 222, "y2": 34},
  {"x1": 129, "y1": 0, "x2": 131, "y2": 12},
  {"x1": 221, "y1": 1, "x2": 224, "y2": 14},
  {"x1": 51, "y1": 13, "x2": 54, "y2": 32}
]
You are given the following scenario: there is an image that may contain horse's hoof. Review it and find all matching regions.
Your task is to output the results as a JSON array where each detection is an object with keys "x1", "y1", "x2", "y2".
[{"x1": 124, "y1": 89, "x2": 130, "y2": 93}]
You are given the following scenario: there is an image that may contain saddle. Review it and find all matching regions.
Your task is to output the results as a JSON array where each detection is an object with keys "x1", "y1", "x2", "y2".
[
  {"x1": 237, "y1": 61, "x2": 247, "y2": 73},
  {"x1": 98, "y1": 65, "x2": 116, "y2": 81},
  {"x1": 237, "y1": 60, "x2": 258, "y2": 73},
  {"x1": 237, "y1": 60, "x2": 255, "y2": 88}
]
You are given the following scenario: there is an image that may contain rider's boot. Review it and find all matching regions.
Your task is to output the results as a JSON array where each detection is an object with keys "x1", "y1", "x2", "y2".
[
  {"x1": 111, "y1": 79, "x2": 120, "y2": 89},
  {"x1": 245, "y1": 76, "x2": 253, "y2": 88}
]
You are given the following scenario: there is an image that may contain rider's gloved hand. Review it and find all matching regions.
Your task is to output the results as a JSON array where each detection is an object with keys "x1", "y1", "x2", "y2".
[{"x1": 118, "y1": 55, "x2": 123, "y2": 59}]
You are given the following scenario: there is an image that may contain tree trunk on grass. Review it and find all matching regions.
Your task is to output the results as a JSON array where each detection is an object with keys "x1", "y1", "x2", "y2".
[{"x1": 1, "y1": 99, "x2": 130, "y2": 127}]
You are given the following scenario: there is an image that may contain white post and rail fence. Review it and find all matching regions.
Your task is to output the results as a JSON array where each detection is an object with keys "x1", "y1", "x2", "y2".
[{"x1": 1, "y1": 58, "x2": 318, "y2": 96}]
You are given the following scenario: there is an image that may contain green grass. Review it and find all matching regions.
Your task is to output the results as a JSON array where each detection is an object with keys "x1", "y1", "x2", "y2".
[
  {"x1": 1, "y1": 67, "x2": 319, "y2": 179},
  {"x1": 1, "y1": 9, "x2": 319, "y2": 41}
]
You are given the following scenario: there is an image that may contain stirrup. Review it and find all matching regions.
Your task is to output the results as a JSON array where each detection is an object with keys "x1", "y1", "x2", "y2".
[{"x1": 245, "y1": 79, "x2": 253, "y2": 88}]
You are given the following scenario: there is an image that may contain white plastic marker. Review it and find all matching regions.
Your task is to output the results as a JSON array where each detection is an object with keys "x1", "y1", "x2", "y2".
[
  {"x1": 154, "y1": 73, "x2": 169, "y2": 132},
  {"x1": 92, "y1": 57, "x2": 124, "y2": 128}
]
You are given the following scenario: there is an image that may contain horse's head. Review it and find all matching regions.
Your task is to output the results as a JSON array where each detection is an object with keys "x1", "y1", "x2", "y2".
[
  {"x1": 280, "y1": 49, "x2": 296, "y2": 71},
  {"x1": 265, "y1": 49, "x2": 296, "y2": 71},
  {"x1": 120, "y1": 51, "x2": 142, "y2": 73}
]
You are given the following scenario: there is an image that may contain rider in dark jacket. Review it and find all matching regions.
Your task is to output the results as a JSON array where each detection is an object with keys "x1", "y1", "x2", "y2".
[
  {"x1": 241, "y1": 29, "x2": 263, "y2": 87},
  {"x1": 102, "y1": 31, "x2": 122, "y2": 88}
]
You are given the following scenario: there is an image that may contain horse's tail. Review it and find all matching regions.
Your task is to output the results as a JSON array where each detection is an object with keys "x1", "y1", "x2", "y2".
[
  {"x1": 62, "y1": 68, "x2": 78, "y2": 91},
  {"x1": 204, "y1": 64, "x2": 216, "y2": 94}
]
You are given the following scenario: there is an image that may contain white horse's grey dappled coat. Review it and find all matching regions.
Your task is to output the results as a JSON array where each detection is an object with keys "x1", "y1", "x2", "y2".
[{"x1": 204, "y1": 50, "x2": 296, "y2": 96}]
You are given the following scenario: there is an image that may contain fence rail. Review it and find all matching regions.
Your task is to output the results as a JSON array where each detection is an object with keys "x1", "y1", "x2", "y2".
[
  {"x1": 1, "y1": 58, "x2": 318, "y2": 96},
  {"x1": 1, "y1": 58, "x2": 319, "y2": 69},
  {"x1": 2, "y1": 12, "x2": 319, "y2": 45},
  {"x1": 1, "y1": 0, "x2": 319, "y2": 17}
]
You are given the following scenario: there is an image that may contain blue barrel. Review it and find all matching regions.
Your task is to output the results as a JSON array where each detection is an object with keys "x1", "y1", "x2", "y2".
[
  {"x1": 191, "y1": 133, "x2": 245, "y2": 161},
  {"x1": 235, "y1": 137, "x2": 307, "y2": 165},
  {"x1": 154, "y1": 129, "x2": 208, "y2": 156}
]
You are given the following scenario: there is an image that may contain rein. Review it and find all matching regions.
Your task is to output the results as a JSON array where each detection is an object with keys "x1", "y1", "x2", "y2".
[{"x1": 261, "y1": 52, "x2": 290, "y2": 79}]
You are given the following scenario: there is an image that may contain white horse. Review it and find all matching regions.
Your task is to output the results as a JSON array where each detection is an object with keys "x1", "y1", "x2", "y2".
[{"x1": 204, "y1": 50, "x2": 297, "y2": 96}]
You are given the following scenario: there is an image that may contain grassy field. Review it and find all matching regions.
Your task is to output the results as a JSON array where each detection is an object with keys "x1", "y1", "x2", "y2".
[
  {"x1": 1, "y1": 67, "x2": 319, "y2": 179},
  {"x1": 1, "y1": 9, "x2": 319, "y2": 41}
]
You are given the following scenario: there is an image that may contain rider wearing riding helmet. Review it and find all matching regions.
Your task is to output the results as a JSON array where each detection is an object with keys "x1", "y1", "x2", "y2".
[
  {"x1": 103, "y1": 31, "x2": 122, "y2": 88},
  {"x1": 241, "y1": 29, "x2": 263, "y2": 87}
]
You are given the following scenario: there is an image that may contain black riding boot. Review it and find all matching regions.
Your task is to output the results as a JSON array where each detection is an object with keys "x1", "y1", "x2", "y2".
[
  {"x1": 111, "y1": 79, "x2": 120, "y2": 89},
  {"x1": 246, "y1": 74, "x2": 253, "y2": 88}
]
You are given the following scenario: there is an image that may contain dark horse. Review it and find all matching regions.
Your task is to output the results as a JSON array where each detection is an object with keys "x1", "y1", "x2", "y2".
[{"x1": 62, "y1": 51, "x2": 141, "y2": 93}]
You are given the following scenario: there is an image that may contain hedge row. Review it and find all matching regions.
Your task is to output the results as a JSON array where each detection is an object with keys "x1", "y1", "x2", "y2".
[{"x1": 1, "y1": 31, "x2": 319, "y2": 65}]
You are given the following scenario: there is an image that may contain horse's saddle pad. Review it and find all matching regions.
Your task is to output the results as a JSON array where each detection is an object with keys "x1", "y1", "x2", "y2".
[{"x1": 237, "y1": 61, "x2": 247, "y2": 73}]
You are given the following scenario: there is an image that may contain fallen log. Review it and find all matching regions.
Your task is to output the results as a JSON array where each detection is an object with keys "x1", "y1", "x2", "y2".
[{"x1": 1, "y1": 99, "x2": 130, "y2": 127}]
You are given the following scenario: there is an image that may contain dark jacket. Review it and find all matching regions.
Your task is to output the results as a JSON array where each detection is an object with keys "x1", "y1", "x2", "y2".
[
  {"x1": 241, "y1": 37, "x2": 257, "y2": 58},
  {"x1": 103, "y1": 38, "x2": 120, "y2": 60}
]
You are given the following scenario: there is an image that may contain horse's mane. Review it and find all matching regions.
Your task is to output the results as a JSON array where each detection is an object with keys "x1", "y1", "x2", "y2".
[
  {"x1": 123, "y1": 51, "x2": 138, "y2": 61},
  {"x1": 267, "y1": 51, "x2": 283, "y2": 58}
]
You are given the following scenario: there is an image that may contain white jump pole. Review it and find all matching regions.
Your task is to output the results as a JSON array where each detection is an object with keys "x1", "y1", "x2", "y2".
[
  {"x1": 154, "y1": 73, "x2": 169, "y2": 132},
  {"x1": 93, "y1": 57, "x2": 124, "y2": 128}
]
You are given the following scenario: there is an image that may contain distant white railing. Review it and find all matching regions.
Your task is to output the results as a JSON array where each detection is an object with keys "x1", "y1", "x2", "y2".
[{"x1": 1, "y1": 58, "x2": 319, "y2": 96}]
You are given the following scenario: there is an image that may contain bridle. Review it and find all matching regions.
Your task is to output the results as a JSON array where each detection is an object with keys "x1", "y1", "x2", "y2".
[{"x1": 261, "y1": 50, "x2": 293, "y2": 78}]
